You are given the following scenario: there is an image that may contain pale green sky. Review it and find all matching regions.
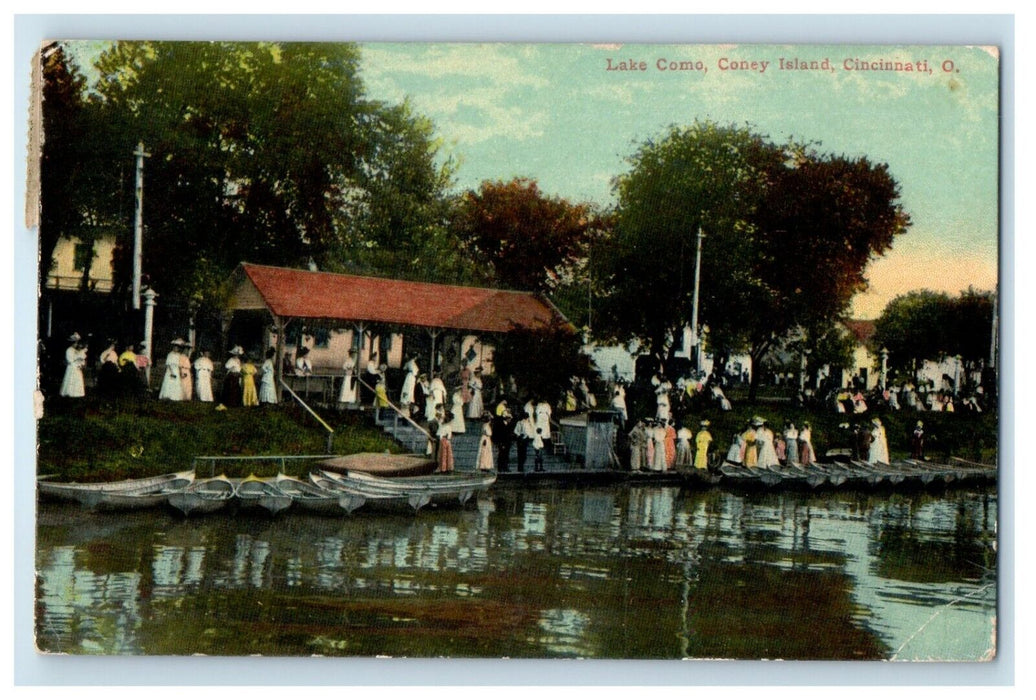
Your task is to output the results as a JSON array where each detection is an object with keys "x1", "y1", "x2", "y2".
[{"x1": 358, "y1": 42, "x2": 1000, "y2": 318}]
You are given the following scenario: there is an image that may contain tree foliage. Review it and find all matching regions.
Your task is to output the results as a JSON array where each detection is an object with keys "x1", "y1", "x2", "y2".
[
  {"x1": 873, "y1": 287, "x2": 995, "y2": 374},
  {"x1": 57, "y1": 41, "x2": 457, "y2": 310},
  {"x1": 595, "y1": 122, "x2": 911, "y2": 396},
  {"x1": 453, "y1": 178, "x2": 597, "y2": 292},
  {"x1": 39, "y1": 44, "x2": 89, "y2": 286},
  {"x1": 490, "y1": 320, "x2": 594, "y2": 404}
]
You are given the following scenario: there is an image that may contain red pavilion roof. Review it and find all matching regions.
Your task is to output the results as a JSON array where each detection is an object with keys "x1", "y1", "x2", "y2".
[{"x1": 232, "y1": 263, "x2": 565, "y2": 334}]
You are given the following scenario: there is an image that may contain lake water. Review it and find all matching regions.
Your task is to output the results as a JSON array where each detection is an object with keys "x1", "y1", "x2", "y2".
[{"x1": 35, "y1": 484, "x2": 996, "y2": 660}]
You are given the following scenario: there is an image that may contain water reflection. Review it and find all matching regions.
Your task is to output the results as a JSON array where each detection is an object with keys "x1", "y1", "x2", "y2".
[{"x1": 36, "y1": 485, "x2": 996, "y2": 659}]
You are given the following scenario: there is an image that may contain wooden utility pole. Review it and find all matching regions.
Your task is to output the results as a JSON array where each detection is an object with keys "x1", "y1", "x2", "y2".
[{"x1": 132, "y1": 142, "x2": 150, "y2": 310}]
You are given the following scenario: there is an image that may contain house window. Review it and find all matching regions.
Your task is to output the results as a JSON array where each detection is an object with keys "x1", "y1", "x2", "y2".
[{"x1": 73, "y1": 241, "x2": 94, "y2": 272}]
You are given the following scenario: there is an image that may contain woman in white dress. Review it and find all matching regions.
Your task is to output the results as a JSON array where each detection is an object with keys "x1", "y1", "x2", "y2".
[
  {"x1": 868, "y1": 418, "x2": 890, "y2": 464},
  {"x1": 158, "y1": 340, "x2": 184, "y2": 401},
  {"x1": 448, "y1": 389, "x2": 466, "y2": 433},
  {"x1": 466, "y1": 368, "x2": 484, "y2": 419},
  {"x1": 193, "y1": 351, "x2": 214, "y2": 402},
  {"x1": 756, "y1": 421, "x2": 780, "y2": 468},
  {"x1": 259, "y1": 348, "x2": 278, "y2": 404},
  {"x1": 400, "y1": 359, "x2": 417, "y2": 410},
  {"x1": 59, "y1": 333, "x2": 87, "y2": 398},
  {"x1": 476, "y1": 417, "x2": 494, "y2": 472},
  {"x1": 339, "y1": 350, "x2": 357, "y2": 404}
]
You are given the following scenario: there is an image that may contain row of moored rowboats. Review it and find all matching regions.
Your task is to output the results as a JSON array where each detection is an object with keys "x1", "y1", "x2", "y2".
[
  {"x1": 712, "y1": 456, "x2": 997, "y2": 489},
  {"x1": 37, "y1": 469, "x2": 497, "y2": 516}
]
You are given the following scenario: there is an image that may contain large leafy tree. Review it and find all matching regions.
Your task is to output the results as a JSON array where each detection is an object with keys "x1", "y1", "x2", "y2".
[
  {"x1": 39, "y1": 44, "x2": 89, "y2": 288},
  {"x1": 453, "y1": 178, "x2": 597, "y2": 293},
  {"x1": 873, "y1": 287, "x2": 995, "y2": 377},
  {"x1": 872, "y1": 290, "x2": 954, "y2": 375},
  {"x1": 71, "y1": 41, "x2": 457, "y2": 309},
  {"x1": 596, "y1": 122, "x2": 910, "y2": 397}
]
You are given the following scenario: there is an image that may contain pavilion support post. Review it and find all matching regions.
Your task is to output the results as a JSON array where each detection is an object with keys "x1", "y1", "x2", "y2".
[
  {"x1": 272, "y1": 313, "x2": 286, "y2": 391},
  {"x1": 428, "y1": 329, "x2": 440, "y2": 378}
]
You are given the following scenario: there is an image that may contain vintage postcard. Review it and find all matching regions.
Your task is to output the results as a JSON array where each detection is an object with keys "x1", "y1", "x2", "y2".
[{"x1": 32, "y1": 40, "x2": 999, "y2": 663}]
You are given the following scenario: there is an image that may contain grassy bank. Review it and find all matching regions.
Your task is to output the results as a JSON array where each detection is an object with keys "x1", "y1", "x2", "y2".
[{"x1": 37, "y1": 397, "x2": 402, "y2": 482}]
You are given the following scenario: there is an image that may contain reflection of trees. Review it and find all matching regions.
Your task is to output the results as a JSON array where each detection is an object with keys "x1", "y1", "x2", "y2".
[
  {"x1": 36, "y1": 486, "x2": 995, "y2": 657},
  {"x1": 869, "y1": 491, "x2": 997, "y2": 584}
]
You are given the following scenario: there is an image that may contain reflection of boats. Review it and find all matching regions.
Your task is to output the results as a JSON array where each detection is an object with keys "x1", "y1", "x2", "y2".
[
  {"x1": 38, "y1": 471, "x2": 195, "y2": 507},
  {"x1": 167, "y1": 475, "x2": 236, "y2": 516},
  {"x1": 316, "y1": 452, "x2": 437, "y2": 477},
  {"x1": 234, "y1": 475, "x2": 293, "y2": 515},
  {"x1": 272, "y1": 473, "x2": 362, "y2": 515}
]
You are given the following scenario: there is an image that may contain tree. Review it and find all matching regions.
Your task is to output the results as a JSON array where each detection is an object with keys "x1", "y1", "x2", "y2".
[
  {"x1": 596, "y1": 122, "x2": 911, "y2": 398},
  {"x1": 491, "y1": 320, "x2": 595, "y2": 405},
  {"x1": 453, "y1": 178, "x2": 597, "y2": 293},
  {"x1": 872, "y1": 290, "x2": 954, "y2": 376},
  {"x1": 873, "y1": 287, "x2": 995, "y2": 379},
  {"x1": 39, "y1": 43, "x2": 89, "y2": 288},
  {"x1": 68, "y1": 41, "x2": 457, "y2": 311}
]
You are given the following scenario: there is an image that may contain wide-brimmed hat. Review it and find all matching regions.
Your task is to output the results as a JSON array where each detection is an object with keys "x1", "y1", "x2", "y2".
[
  {"x1": 751, "y1": 416, "x2": 764, "y2": 427},
  {"x1": 700, "y1": 420, "x2": 711, "y2": 427},
  {"x1": 68, "y1": 332, "x2": 81, "y2": 342},
  {"x1": 916, "y1": 420, "x2": 924, "y2": 428},
  {"x1": 228, "y1": 345, "x2": 244, "y2": 356},
  {"x1": 171, "y1": 338, "x2": 187, "y2": 346},
  {"x1": 871, "y1": 417, "x2": 882, "y2": 425}
]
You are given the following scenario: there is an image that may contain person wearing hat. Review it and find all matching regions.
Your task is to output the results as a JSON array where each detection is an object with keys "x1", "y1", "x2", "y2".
[
  {"x1": 96, "y1": 338, "x2": 120, "y2": 398},
  {"x1": 911, "y1": 420, "x2": 926, "y2": 460},
  {"x1": 466, "y1": 367, "x2": 485, "y2": 420},
  {"x1": 59, "y1": 332, "x2": 87, "y2": 398},
  {"x1": 194, "y1": 350, "x2": 215, "y2": 402},
  {"x1": 694, "y1": 420, "x2": 713, "y2": 470},
  {"x1": 675, "y1": 421, "x2": 694, "y2": 468},
  {"x1": 158, "y1": 340, "x2": 185, "y2": 401},
  {"x1": 476, "y1": 413, "x2": 495, "y2": 472},
  {"x1": 742, "y1": 418, "x2": 762, "y2": 468},
  {"x1": 241, "y1": 353, "x2": 260, "y2": 407},
  {"x1": 222, "y1": 346, "x2": 244, "y2": 407},
  {"x1": 756, "y1": 418, "x2": 780, "y2": 469},
  {"x1": 259, "y1": 347, "x2": 278, "y2": 405},
  {"x1": 725, "y1": 426, "x2": 747, "y2": 465},
  {"x1": 339, "y1": 349, "x2": 358, "y2": 406},
  {"x1": 448, "y1": 385, "x2": 466, "y2": 434},
  {"x1": 492, "y1": 400, "x2": 514, "y2": 472},
  {"x1": 628, "y1": 418, "x2": 648, "y2": 471},
  {"x1": 869, "y1": 417, "x2": 890, "y2": 464},
  {"x1": 399, "y1": 356, "x2": 417, "y2": 411},
  {"x1": 783, "y1": 422, "x2": 800, "y2": 466},
  {"x1": 799, "y1": 422, "x2": 816, "y2": 466},
  {"x1": 664, "y1": 418, "x2": 678, "y2": 470}
]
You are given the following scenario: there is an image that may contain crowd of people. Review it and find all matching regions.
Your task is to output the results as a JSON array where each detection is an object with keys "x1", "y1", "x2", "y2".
[{"x1": 52, "y1": 331, "x2": 970, "y2": 471}]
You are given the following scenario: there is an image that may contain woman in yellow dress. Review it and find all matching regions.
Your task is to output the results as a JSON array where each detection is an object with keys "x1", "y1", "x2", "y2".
[
  {"x1": 742, "y1": 419, "x2": 761, "y2": 468},
  {"x1": 694, "y1": 420, "x2": 713, "y2": 470},
  {"x1": 241, "y1": 355, "x2": 259, "y2": 407}
]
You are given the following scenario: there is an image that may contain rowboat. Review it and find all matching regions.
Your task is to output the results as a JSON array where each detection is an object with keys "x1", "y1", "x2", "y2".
[
  {"x1": 316, "y1": 452, "x2": 437, "y2": 477},
  {"x1": 312, "y1": 470, "x2": 437, "y2": 512},
  {"x1": 38, "y1": 470, "x2": 195, "y2": 507},
  {"x1": 82, "y1": 476, "x2": 196, "y2": 511},
  {"x1": 305, "y1": 472, "x2": 370, "y2": 513},
  {"x1": 341, "y1": 470, "x2": 496, "y2": 507},
  {"x1": 234, "y1": 475, "x2": 293, "y2": 515},
  {"x1": 272, "y1": 473, "x2": 364, "y2": 515},
  {"x1": 167, "y1": 475, "x2": 236, "y2": 516}
]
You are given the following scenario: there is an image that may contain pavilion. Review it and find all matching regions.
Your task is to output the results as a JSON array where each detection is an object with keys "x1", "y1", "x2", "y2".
[{"x1": 227, "y1": 262, "x2": 569, "y2": 391}]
